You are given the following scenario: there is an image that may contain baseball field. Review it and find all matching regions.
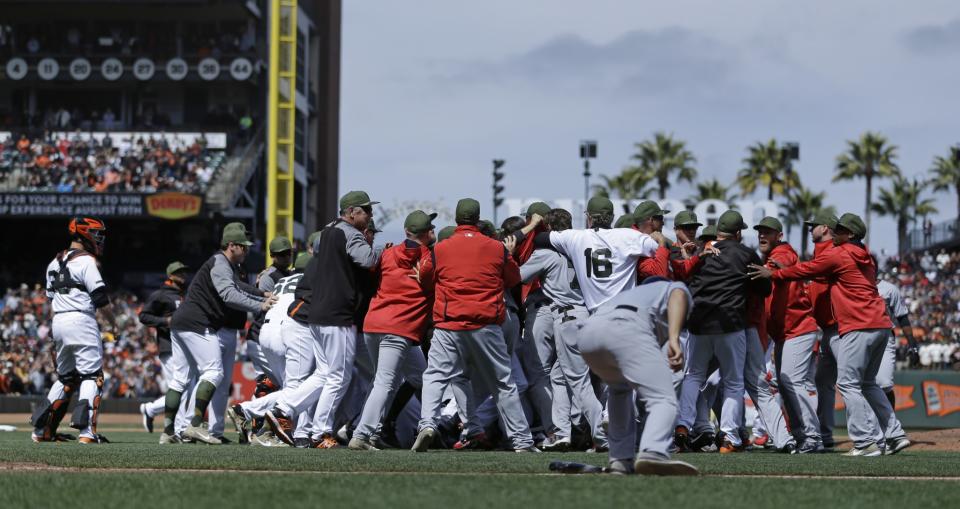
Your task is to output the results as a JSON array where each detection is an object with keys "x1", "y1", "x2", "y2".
[{"x1": 2, "y1": 418, "x2": 959, "y2": 509}]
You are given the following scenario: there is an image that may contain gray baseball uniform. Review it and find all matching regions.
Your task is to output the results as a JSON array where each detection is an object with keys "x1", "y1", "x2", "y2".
[
  {"x1": 775, "y1": 329, "x2": 821, "y2": 447},
  {"x1": 877, "y1": 280, "x2": 907, "y2": 392},
  {"x1": 578, "y1": 280, "x2": 690, "y2": 462},
  {"x1": 816, "y1": 325, "x2": 839, "y2": 445},
  {"x1": 520, "y1": 248, "x2": 606, "y2": 445}
]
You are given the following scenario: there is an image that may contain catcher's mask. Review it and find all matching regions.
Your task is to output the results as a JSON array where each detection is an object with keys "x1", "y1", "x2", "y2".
[{"x1": 68, "y1": 217, "x2": 107, "y2": 256}]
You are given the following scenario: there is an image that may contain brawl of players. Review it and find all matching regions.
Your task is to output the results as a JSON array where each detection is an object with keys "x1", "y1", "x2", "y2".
[{"x1": 30, "y1": 190, "x2": 916, "y2": 474}]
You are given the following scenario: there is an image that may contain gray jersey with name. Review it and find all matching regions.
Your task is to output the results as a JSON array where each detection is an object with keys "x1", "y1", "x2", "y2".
[
  {"x1": 520, "y1": 249, "x2": 584, "y2": 307},
  {"x1": 877, "y1": 279, "x2": 908, "y2": 323},
  {"x1": 593, "y1": 280, "x2": 692, "y2": 345}
]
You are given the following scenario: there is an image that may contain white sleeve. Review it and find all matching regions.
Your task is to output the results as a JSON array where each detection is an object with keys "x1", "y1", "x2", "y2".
[
  {"x1": 627, "y1": 231, "x2": 658, "y2": 258},
  {"x1": 45, "y1": 261, "x2": 55, "y2": 299},
  {"x1": 549, "y1": 230, "x2": 579, "y2": 258},
  {"x1": 80, "y1": 257, "x2": 106, "y2": 293}
]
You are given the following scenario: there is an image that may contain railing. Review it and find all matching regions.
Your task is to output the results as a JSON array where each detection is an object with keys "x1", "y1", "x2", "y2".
[
  {"x1": 205, "y1": 125, "x2": 265, "y2": 211},
  {"x1": 908, "y1": 219, "x2": 960, "y2": 252}
]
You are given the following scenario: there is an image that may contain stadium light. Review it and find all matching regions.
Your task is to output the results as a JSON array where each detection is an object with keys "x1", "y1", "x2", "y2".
[
  {"x1": 580, "y1": 140, "x2": 597, "y2": 224},
  {"x1": 493, "y1": 159, "x2": 506, "y2": 224}
]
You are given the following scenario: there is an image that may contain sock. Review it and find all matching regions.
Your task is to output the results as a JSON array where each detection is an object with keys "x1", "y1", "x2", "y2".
[
  {"x1": 885, "y1": 389, "x2": 896, "y2": 410},
  {"x1": 191, "y1": 380, "x2": 217, "y2": 427},
  {"x1": 163, "y1": 390, "x2": 183, "y2": 435}
]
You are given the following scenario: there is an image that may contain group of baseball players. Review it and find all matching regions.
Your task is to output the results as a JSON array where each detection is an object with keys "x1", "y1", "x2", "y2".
[{"x1": 29, "y1": 189, "x2": 918, "y2": 473}]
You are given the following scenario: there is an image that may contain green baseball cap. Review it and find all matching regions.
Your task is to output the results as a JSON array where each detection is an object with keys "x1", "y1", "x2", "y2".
[
  {"x1": 614, "y1": 214, "x2": 635, "y2": 228},
  {"x1": 268, "y1": 236, "x2": 293, "y2": 254},
  {"x1": 166, "y1": 261, "x2": 189, "y2": 276},
  {"x1": 366, "y1": 219, "x2": 383, "y2": 233},
  {"x1": 526, "y1": 202, "x2": 552, "y2": 218},
  {"x1": 698, "y1": 224, "x2": 718, "y2": 240},
  {"x1": 716, "y1": 210, "x2": 747, "y2": 234},
  {"x1": 404, "y1": 210, "x2": 438, "y2": 234},
  {"x1": 478, "y1": 219, "x2": 496, "y2": 237},
  {"x1": 437, "y1": 226, "x2": 456, "y2": 242},
  {"x1": 293, "y1": 251, "x2": 311, "y2": 270},
  {"x1": 804, "y1": 211, "x2": 839, "y2": 229},
  {"x1": 752, "y1": 216, "x2": 783, "y2": 233},
  {"x1": 339, "y1": 190, "x2": 379, "y2": 210},
  {"x1": 835, "y1": 213, "x2": 867, "y2": 238},
  {"x1": 586, "y1": 196, "x2": 614, "y2": 216},
  {"x1": 221, "y1": 222, "x2": 253, "y2": 247},
  {"x1": 673, "y1": 210, "x2": 702, "y2": 228},
  {"x1": 633, "y1": 200, "x2": 670, "y2": 222},
  {"x1": 455, "y1": 198, "x2": 481, "y2": 224}
]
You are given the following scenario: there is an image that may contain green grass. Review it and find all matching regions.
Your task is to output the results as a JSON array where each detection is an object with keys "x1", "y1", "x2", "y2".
[{"x1": 1, "y1": 431, "x2": 958, "y2": 509}]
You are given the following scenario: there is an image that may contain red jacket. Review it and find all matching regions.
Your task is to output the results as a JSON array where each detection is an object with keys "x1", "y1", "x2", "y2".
[
  {"x1": 807, "y1": 241, "x2": 838, "y2": 330},
  {"x1": 765, "y1": 243, "x2": 818, "y2": 341},
  {"x1": 669, "y1": 242, "x2": 703, "y2": 281},
  {"x1": 637, "y1": 245, "x2": 671, "y2": 281},
  {"x1": 515, "y1": 223, "x2": 546, "y2": 302},
  {"x1": 773, "y1": 241, "x2": 891, "y2": 336},
  {"x1": 433, "y1": 225, "x2": 521, "y2": 330},
  {"x1": 363, "y1": 241, "x2": 435, "y2": 342}
]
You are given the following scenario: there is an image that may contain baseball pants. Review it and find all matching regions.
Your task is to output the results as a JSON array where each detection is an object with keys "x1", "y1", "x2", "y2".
[
  {"x1": 470, "y1": 307, "x2": 533, "y2": 438},
  {"x1": 833, "y1": 328, "x2": 906, "y2": 448},
  {"x1": 815, "y1": 325, "x2": 839, "y2": 445},
  {"x1": 743, "y1": 328, "x2": 793, "y2": 449},
  {"x1": 43, "y1": 312, "x2": 103, "y2": 439},
  {"x1": 169, "y1": 329, "x2": 224, "y2": 392},
  {"x1": 353, "y1": 333, "x2": 426, "y2": 440},
  {"x1": 204, "y1": 328, "x2": 238, "y2": 437},
  {"x1": 550, "y1": 358, "x2": 573, "y2": 439},
  {"x1": 679, "y1": 330, "x2": 746, "y2": 446},
  {"x1": 578, "y1": 308, "x2": 677, "y2": 462},
  {"x1": 144, "y1": 352, "x2": 195, "y2": 434},
  {"x1": 775, "y1": 331, "x2": 821, "y2": 446},
  {"x1": 552, "y1": 306, "x2": 606, "y2": 445},
  {"x1": 246, "y1": 339, "x2": 280, "y2": 386},
  {"x1": 876, "y1": 330, "x2": 898, "y2": 392},
  {"x1": 519, "y1": 301, "x2": 555, "y2": 433},
  {"x1": 420, "y1": 326, "x2": 534, "y2": 449}
]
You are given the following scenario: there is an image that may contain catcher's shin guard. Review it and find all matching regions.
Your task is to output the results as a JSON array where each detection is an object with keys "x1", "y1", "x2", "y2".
[
  {"x1": 70, "y1": 371, "x2": 104, "y2": 433},
  {"x1": 34, "y1": 374, "x2": 80, "y2": 440}
]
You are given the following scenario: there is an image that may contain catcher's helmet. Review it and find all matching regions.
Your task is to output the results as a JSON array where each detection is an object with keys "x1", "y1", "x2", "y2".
[{"x1": 68, "y1": 217, "x2": 107, "y2": 255}]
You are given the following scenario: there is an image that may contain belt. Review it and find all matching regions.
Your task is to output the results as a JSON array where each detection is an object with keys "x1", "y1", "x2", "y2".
[
  {"x1": 529, "y1": 297, "x2": 553, "y2": 308},
  {"x1": 561, "y1": 315, "x2": 578, "y2": 323},
  {"x1": 551, "y1": 304, "x2": 574, "y2": 313},
  {"x1": 615, "y1": 305, "x2": 639, "y2": 313},
  {"x1": 54, "y1": 309, "x2": 92, "y2": 315}
]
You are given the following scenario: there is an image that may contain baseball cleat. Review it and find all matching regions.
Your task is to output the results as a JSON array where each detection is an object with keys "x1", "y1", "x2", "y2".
[
  {"x1": 370, "y1": 434, "x2": 395, "y2": 450},
  {"x1": 226, "y1": 404, "x2": 250, "y2": 444},
  {"x1": 314, "y1": 432, "x2": 340, "y2": 449},
  {"x1": 412, "y1": 427, "x2": 437, "y2": 452},
  {"x1": 674, "y1": 426, "x2": 693, "y2": 452},
  {"x1": 798, "y1": 441, "x2": 825, "y2": 454},
  {"x1": 140, "y1": 403, "x2": 154, "y2": 433},
  {"x1": 541, "y1": 435, "x2": 572, "y2": 452},
  {"x1": 183, "y1": 424, "x2": 221, "y2": 445},
  {"x1": 178, "y1": 433, "x2": 196, "y2": 444},
  {"x1": 691, "y1": 432, "x2": 718, "y2": 453},
  {"x1": 253, "y1": 433, "x2": 289, "y2": 447},
  {"x1": 453, "y1": 432, "x2": 496, "y2": 451},
  {"x1": 159, "y1": 432, "x2": 181, "y2": 445},
  {"x1": 293, "y1": 437, "x2": 314, "y2": 449},
  {"x1": 78, "y1": 435, "x2": 106, "y2": 444},
  {"x1": 885, "y1": 437, "x2": 911, "y2": 456},
  {"x1": 348, "y1": 436, "x2": 380, "y2": 451},
  {"x1": 777, "y1": 443, "x2": 797, "y2": 454},
  {"x1": 634, "y1": 457, "x2": 701, "y2": 476},
  {"x1": 843, "y1": 443, "x2": 883, "y2": 457},
  {"x1": 265, "y1": 408, "x2": 295, "y2": 446},
  {"x1": 335, "y1": 424, "x2": 352, "y2": 445},
  {"x1": 719, "y1": 437, "x2": 744, "y2": 454},
  {"x1": 514, "y1": 446, "x2": 542, "y2": 453},
  {"x1": 607, "y1": 459, "x2": 634, "y2": 475}
]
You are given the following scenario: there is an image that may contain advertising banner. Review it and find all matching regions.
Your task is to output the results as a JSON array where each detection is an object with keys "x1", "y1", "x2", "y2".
[{"x1": 0, "y1": 192, "x2": 204, "y2": 219}]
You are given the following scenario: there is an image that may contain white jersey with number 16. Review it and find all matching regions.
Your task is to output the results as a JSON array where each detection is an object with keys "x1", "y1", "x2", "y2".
[{"x1": 549, "y1": 228, "x2": 659, "y2": 312}]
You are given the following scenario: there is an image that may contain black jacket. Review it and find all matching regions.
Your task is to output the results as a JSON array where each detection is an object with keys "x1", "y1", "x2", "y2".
[
  {"x1": 686, "y1": 239, "x2": 772, "y2": 334},
  {"x1": 303, "y1": 220, "x2": 380, "y2": 327},
  {"x1": 138, "y1": 281, "x2": 183, "y2": 355}
]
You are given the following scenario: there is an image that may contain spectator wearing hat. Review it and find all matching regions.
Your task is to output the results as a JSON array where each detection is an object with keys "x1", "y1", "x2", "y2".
[
  {"x1": 749, "y1": 213, "x2": 910, "y2": 456},
  {"x1": 676, "y1": 210, "x2": 772, "y2": 453}
]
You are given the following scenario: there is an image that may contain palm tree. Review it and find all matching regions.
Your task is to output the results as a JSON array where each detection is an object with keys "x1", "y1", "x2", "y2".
[
  {"x1": 691, "y1": 178, "x2": 734, "y2": 204},
  {"x1": 593, "y1": 166, "x2": 655, "y2": 214},
  {"x1": 871, "y1": 178, "x2": 937, "y2": 253},
  {"x1": 737, "y1": 139, "x2": 802, "y2": 201},
  {"x1": 929, "y1": 147, "x2": 960, "y2": 219},
  {"x1": 782, "y1": 186, "x2": 836, "y2": 258},
  {"x1": 630, "y1": 132, "x2": 697, "y2": 199},
  {"x1": 833, "y1": 131, "x2": 901, "y2": 243}
]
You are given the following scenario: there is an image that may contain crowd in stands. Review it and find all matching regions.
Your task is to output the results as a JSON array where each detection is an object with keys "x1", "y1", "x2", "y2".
[
  {"x1": 0, "y1": 132, "x2": 220, "y2": 193},
  {"x1": 2, "y1": 244, "x2": 960, "y2": 397},
  {"x1": 883, "y1": 249, "x2": 960, "y2": 370}
]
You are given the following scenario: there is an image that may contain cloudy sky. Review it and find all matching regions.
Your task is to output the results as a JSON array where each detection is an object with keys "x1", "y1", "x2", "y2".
[{"x1": 339, "y1": 0, "x2": 960, "y2": 253}]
